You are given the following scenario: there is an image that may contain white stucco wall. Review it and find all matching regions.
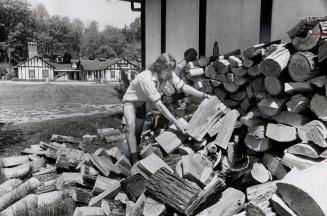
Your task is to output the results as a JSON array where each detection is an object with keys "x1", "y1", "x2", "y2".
[
  {"x1": 271, "y1": 0, "x2": 327, "y2": 43},
  {"x1": 166, "y1": 0, "x2": 200, "y2": 62},
  {"x1": 17, "y1": 58, "x2": 54, "y2": 80},
  {"x1": 206, "y1": 0, "x2": 261, "y2": 56},
  {"x1": 145, "y1": 0, "x2": 162, "y2": 67}
]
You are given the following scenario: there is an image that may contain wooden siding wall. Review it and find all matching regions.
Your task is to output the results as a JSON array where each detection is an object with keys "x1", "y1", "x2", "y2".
[{"x1": 17, "y1": 57, "x2": 54, "y2": 80}]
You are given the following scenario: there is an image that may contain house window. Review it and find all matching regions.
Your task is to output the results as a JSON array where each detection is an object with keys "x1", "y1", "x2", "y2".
[
  {"x1": 110, "y1": 70, "x2": 115, "y2": 79},
  {"x1": 29, "y1": 70, "x2": 35, "y2": 78},
  {"x1": 42, "y1": 70, "x2": 49, "y2": 78}
]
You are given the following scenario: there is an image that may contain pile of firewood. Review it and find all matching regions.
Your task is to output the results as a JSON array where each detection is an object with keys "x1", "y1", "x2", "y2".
[{"x1": 1, "y1": 16, "x2": 327, "y2": 216}]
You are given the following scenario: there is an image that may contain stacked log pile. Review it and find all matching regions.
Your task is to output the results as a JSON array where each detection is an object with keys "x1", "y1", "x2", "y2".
[{"x1": 1, "y1": 16, "x2": 327, "y2": 216}]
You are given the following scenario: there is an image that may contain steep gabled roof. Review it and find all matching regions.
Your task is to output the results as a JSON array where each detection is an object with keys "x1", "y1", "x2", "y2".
[
  {"x1": 97, "y1": 58, "x2": 122, "y2": 70},
  {"x1": 17, "y1": 56, "x2": 55, "y2": 68},
  {"x1": 79, "y1": 59, "x2": 101, "y2": 71}
]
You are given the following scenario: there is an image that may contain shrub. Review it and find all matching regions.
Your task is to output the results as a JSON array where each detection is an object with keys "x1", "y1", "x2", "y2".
[{"x1": 114, "y1": 69, "x2": 130, "y2": 100}]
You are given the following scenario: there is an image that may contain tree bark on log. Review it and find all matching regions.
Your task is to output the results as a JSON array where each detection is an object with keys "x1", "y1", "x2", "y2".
[
  {"x1": 259, "y1": 46, "x2": 290, "y2": 77},
  {"x1": 145, "y1": 168, "x2": 202, "y2": 214},
  {"x1": 0, "y1": 177, "x2": 40, "y2": 211}
]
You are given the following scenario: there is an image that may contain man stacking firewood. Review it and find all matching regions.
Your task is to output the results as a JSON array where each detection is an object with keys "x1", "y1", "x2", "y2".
[{"x1": 123, "y1": 52, "x2": 211, "y2": 164}]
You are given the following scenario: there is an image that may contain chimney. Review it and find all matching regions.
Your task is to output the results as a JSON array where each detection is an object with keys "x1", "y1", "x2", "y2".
[{"x1": 28, "y1": 42, "x2": 37, "y2": 59}]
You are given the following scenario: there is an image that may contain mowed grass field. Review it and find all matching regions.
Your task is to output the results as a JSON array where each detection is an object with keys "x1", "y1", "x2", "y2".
[
  {"x1": 0, "y1": 82, "x2": 124, "y2": 157},
  {"x1": 0, "y1": 83, "x2": 122, "y2": 124}
]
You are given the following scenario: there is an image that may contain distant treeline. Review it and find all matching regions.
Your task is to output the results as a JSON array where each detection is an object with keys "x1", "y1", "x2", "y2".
[{"x1": 0, "y1": 0, "x2": 141, "y2": 62}]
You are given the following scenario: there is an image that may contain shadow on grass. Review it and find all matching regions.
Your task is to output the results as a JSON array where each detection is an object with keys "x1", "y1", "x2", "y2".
[{"x1": 0, "y1": 111, "x2": 123, "y2": 157}]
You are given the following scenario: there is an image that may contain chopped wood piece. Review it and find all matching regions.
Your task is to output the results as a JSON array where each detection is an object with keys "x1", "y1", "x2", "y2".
[
  {"x1": 245, "y1": 200, "x2": 276, "y2": 216},
  {"x1": 228, "y1": 56, "x2": 243, "y2": 68},
  {"x1": 244, "y1": 125, "x2": 275, "y2": 152},
  {"x1": 246, "y1": 180, "x2": 279, "y2": 202},
  {"x1": 277, "y1": 162, "x2": 327, "y2": 216},
  {"x1": 138, "y1": 153, "x2": 173, "y2": 177},
  {"x1": 231, "y1": 67, "x2": 247, "y2": 77},
  {"x1": 286, "y1": 94, "x2": 310, "y2": 113},
  {"x1": 128, "y1": 193, "x2": 146, "y2": 216},
  {"x1": 248, "y1": 64, "x2": 261, "y2": 77},
  {"x1": 114, "y1": 192, "x2": 129, "y2": 204},
  {"x1": 92, "y1": 176, "x2": 120, "y2": 195},
  {"x1": 212, "y1": 59, "x2": 230, "y2": 74},
  {"x1": 273, "y1": 111, "x2": 310, "y2": 127},
  {"x1": 298, "y1": 120, "x2": 327, "y2": 147},
  {"x1": 0, "y1": 179, "x2": 23, "y2": 197},
  {"x1": 121, "y1": 174, "x2": 146, "y2": 202},
  {"x1": 73, "y1": 207, "x2": 105, "y2": 216},
  {"x1": 70, "y1": 187, "x2": 94, "y2": 204},
  {"x1": 0, "y1": 155, "x2": 30, "y2": 168},
  {"x1": 264, "y1": 76, "x2": 283, "y2": 96},
  {"x1": 89, "y1": 154, "x2": 121, "y2": 176},
  {"x1": 143, "y1": 196, "x2": 166, "y2": 216},
  {"x1": 262, "y1": 153, "x2": 288, "y2": 179},
  {"x1": 287, "y1": 16, "x2": 327, "y2": 38},
  {"x1": 146, "y1": 167, "x2": 202, "y2": 214},
  {"x1": 89, "y1": 181, "x2": 121, "y2": 207},
  {"x1": 0, "y1": 177, "x2": 40, "y2": 211},
  {"x1": 35, "y1": 182, "x2": 56, "y2": 194},
  {"x1": 242, "y1": 163, "x2": 271, "y2": 186},
  {"x1": 101, "y1": 199, "x2": 111, "y2": 216},
  {"x1": 81, "y1": 164, "x2": 98, "y2": 184},
  {"x1": 33, "y1": 167, "x2": 58, "y2": 183},
  {"x1": 140, "y1": 145, "x2": 163, "y2": 159},
  {"x1": 187, "y1": 68, "x2": 204, "y2": 79},
  {"x1": 310, "y1": 94, "x2": 327, "y2": 122},
  {"x1": 38, "y1": 190, "x2": 65, "y2": 207},
  {"x1": 0, "y1": 162, "x2": 31, "y2": 181},
  {"x1": 181, "y1": 153, "x2": 212, "y2": 185},
  {"x1": 186, "y1": 97, "x2": 226, "y2": 141},
  {"x1": 97, "y1": 128, "x2": 120, "y2": 138},
  {"x1": 284, "y1": 82, "x2": 313, "y2": 94},
  {"x1": 1, "y1": 194, "x2": 37, "y2": 216},
  {"x1": 309, "y1": 75, "x2": 327, "y2": 88},
  {"x1": 51, "y1": 134, "x2": 80, "y2": 144},
  {"x1": 270, "y1": 194, "x2": 297, "y2": 216},
  {"x1": 257, "y1": 96, "x2": 287, "y2": 117},
  {"x1": 265, "y1": 123, "x2": 297, "y2": 142},
  {"x1": 106, "y1": 147, "x2": 123, "y2": 161},
  {"x1": 185, "y1": 174, "x2": 226, "y2": 215},
  {"x1": 230, "y1": 91, "x2": 247, "y2": 101},
  {"x1": 288, "y1": 51, "x2": 319, "y2": 81},
  {"x1": 196, "y1": 187, "x2": 245, "y2": 216},
  {"x1": 259, "y1": 46, "x2": 290, "y2": 77},
  {"x1": 291, "y1": 23, "x2": 321, "y2": 51},
  {"x1": 155, "y1": 119, "x2": 187, "y2": 154},
  {"x1": 287, "y1": 143, "x2": 323, "y2": 159},
  {"x1": 281, "y1": 153, "x2": 322, "y2": 170},
  {"x1": 214, "y1": 109, "x2": 240, "y2": 150},
  {"x1": 318, "y1": 40, "x2": 327, "y2": 62},
  {"x1": 240, "y1": 109, "x2": 266, "y2": 128}
]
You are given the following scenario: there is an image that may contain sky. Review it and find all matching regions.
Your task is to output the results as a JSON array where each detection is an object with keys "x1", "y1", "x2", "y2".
[{"x1": 27, "y1": 0, "x2": 140, "y2": 30}]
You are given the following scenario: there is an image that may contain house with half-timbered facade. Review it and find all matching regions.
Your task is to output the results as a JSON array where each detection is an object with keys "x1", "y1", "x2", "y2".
[
  {"x1": 17, "y1": 56, "x2": 55, "y2": 80},
  {"x1": 79, "y1": 57, "x2": 140, "y2": 82}
]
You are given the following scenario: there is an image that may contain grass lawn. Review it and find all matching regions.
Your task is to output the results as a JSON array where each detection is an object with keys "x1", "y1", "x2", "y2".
[
  {"x1": 0, "y1": 112, "x2": 124, "y2": 157},
  {"x1": 0, "y1": 83, "x2": 122, "y2": 124},
  {"x1": 0, "y1": 82, "x2": 125, "y2": 157}
]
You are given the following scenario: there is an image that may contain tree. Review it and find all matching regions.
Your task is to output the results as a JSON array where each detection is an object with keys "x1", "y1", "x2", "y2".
[
  {"x1": 95, "y1": 45, "x2": 117, "y2": 59},
  {"x1": 82, "y1": 21, "x2": 100, "y2": 59}
]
